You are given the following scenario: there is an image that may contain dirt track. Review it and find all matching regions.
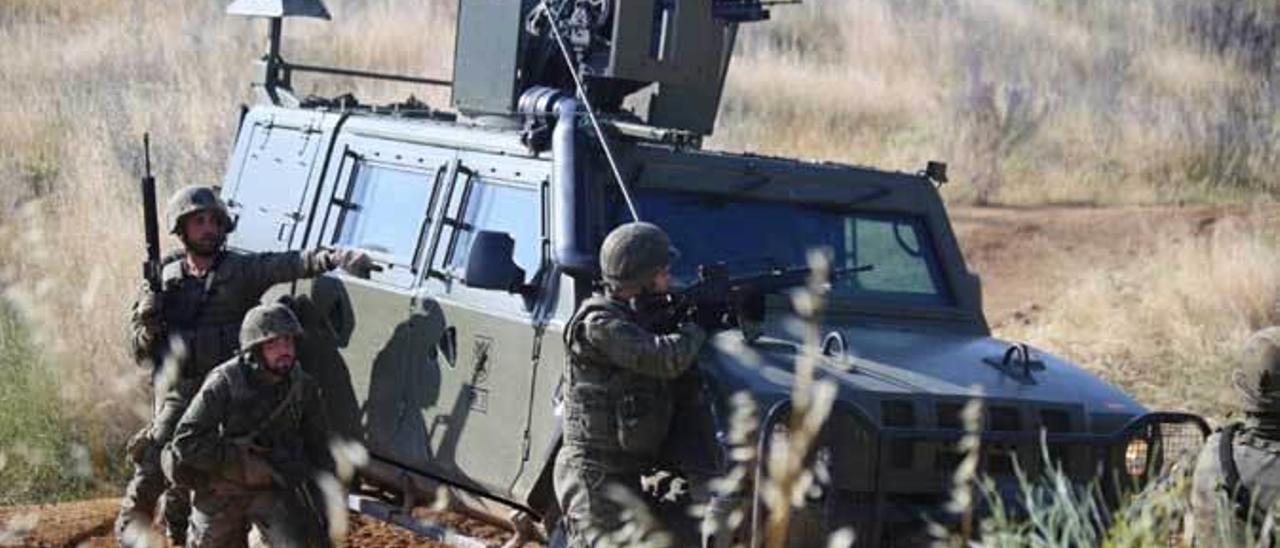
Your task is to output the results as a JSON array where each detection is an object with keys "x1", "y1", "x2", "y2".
[{"x1": 3, "y1": 204, "x2": 1275, "y2": 547}]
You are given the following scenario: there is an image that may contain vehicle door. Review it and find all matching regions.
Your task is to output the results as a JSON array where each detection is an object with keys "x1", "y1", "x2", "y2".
[
  {"x1": 303, "y1": 135, "x2": 456, "y2": 450},
  {"x1": 417, "y1": 150, "x2": 551, "y2": 497},
  {"x1": 222, "y1": 109, "x2": 333, "y2": 252}
]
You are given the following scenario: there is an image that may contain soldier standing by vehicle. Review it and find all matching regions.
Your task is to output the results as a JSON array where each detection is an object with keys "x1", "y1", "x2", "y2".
[
  {"x1": 1188, "y1": 327, "x2": 1280, "y2": 546},
  {"x1": 116, "y1": 185, "x2": 371, "y2": 546},
  {"x1": 553, "y1": 222, "x2": 708, "y2": 546},
  {"x1": 169, "y1": 302, "x2": 334, "y2": 548}
]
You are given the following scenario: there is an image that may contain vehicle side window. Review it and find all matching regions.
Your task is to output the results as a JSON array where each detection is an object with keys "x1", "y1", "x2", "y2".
[
  {"x1": 435, "y1": 178, "x2": 541, "y2": 284},
  {"x1": 332, "y1": 161, "x2": 437, "y2": 270}
]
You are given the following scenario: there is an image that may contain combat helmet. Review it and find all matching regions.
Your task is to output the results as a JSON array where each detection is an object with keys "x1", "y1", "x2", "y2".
[
  {"x1": 239, "y1": 302, "x2": 304, "y2": 352},
  {"x1": 600, "y1": 222, "x2": 675, "y2": 291},
  {"x1": 1234, "y1": 327, "x2": 1280, "y2": 415},
  {"x1": 166, "y1": 185, "x2": 233, "y2": 235}
]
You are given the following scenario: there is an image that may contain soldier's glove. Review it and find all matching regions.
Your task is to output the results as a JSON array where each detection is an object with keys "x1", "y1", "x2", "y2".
[
  {"x1": 125, "y1": 427, "x2": 156, "y2": 465},
  {"x1": 328, "y1": 248, "x2": 380, "y2": 278},
  {"x1": 135, "y1": 287, "x2": 164, "y2": 344},
  {"x1": 633, "y1": 293, "x2": 681, "y2": 334}
]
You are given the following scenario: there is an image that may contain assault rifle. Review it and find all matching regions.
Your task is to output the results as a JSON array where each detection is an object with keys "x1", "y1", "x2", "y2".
[
  {"x1": 139, "y1": 133, "x2": 162, "y2": 293},
  {"x1": 272, "y1": 464, "x2": 331, "y2": 540},
  {"x1": 637, "y1": 262, "x2": 873, "y2": 333}
]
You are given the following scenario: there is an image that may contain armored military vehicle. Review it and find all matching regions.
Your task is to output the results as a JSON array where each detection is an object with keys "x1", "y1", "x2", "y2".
[{"x1": 212, "y1": 0, "x2": 1207, "y2": 544}]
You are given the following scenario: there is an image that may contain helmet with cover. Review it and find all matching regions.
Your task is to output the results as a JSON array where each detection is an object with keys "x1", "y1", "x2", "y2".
[
  {"x1": 165, "y1": 185, "x2": 233, "y2": 235},
  {"x1": 600, "y1": 222, "x2": 674, "y2": 292},
  {"x1": 239, "y1": 302, "x2": 304, "y2": 352},
  {"x1": 1234, "y1": 327, "x2": 1280, "y2": 416}
]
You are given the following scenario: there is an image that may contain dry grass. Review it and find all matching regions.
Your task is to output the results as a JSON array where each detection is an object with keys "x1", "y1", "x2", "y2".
[
  {"x1": 1000, "y1": 209, "x2": 1280, "y2": 420},
  {"x1": 715, "y1": 0, "x2": 1280, "y2": 206}
]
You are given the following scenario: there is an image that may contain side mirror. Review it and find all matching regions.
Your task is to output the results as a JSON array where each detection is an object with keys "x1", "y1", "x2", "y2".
[{"x1": 464, "y1": 231, "x2": 527, "y2": 293}]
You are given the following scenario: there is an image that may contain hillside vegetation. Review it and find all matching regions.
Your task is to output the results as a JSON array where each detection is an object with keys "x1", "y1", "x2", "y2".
[
  {"x1": 0, "y1": 0, "x2": 1277, "y2": 508},
  {"x1": 718, "y1": 0, "x2": 1280, "y2": 205}
]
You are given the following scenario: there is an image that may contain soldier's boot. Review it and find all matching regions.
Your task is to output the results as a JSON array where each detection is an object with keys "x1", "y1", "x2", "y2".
[
  {"x1": 161, "y1": 486, "x2": 192, "y2": 545},
  {"x1": 114, "y1": 463, "x2": 167, "y2": 547},
  {"x1": 189, "y1": 490, "x2": 253, "y2": 548}
]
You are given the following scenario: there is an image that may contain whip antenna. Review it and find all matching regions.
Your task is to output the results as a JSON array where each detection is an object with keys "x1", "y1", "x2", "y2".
[{"x1": 538, "y1": 0, "x2": 641, "y2": 223}]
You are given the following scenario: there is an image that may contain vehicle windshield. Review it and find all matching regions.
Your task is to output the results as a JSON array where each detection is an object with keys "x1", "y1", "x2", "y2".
[{"x1": 617, "y1": 189, "x2": 954, "y2": 307}]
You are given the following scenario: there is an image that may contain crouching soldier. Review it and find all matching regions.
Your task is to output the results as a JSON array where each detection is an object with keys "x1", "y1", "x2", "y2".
[
  {"x1": 118, "y1": 185, "x2": 370, "y2": 545},
  {"x1": 167, "y1": 302, "x2": 335, "y2": 548},
  {"x1": 1188, "y1": 327, "x2": 1280, "y2": 546}
]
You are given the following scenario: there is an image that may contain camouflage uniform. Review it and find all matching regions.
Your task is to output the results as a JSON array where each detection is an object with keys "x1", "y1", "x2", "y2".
[
  {"x1": 1188, "y1": 328, "x2": 1280, "y2": 546},
  {"x1": 170, "y1": 303, "x2": 333, "y2": 548},
  {"x1": 116, "y1": 187, "x2": 347, "y2": 545},
  {"x1": 553, "y1": 223, "x2": 707, "y2": 547}
]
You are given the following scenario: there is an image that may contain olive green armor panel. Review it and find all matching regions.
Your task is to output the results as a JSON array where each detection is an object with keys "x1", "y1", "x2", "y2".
[{"x1": 170, "y1": 357, "x2": 332, "y2": 487}]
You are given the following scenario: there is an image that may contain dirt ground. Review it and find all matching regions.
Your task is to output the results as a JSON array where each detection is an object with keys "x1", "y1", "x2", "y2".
[
  {"x1": 0, "y1": 497, "x2": 516, "y2": 547},
  {"x1": 950, "y1": 204, "x2": 1275, "y2": 329},
  {"x1": 3, "y1": 204, "x2": 1276, "y2": 547}
]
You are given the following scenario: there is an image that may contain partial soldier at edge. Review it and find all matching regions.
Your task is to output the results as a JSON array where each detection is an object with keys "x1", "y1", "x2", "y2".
[
  {"x1": 116, "y1": 185, "x2": 371, "y2": 546},
  {"x1": 553, "y1": 222, "x2": 709, "y2": 547},
  {"x1": 1188, "y1": 328, "x2": 1280, "y2": 546},
  {"x1": 168, "y1": 302, "x2": 334, "y2": 548}
]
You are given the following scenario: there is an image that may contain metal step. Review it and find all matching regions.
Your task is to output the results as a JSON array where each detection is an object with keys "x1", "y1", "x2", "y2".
[{"x1": 346, "y1": 494, "x2": 487, "y2": 548}]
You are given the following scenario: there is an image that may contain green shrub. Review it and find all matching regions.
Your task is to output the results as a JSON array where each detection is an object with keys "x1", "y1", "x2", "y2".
[{"x1": 0, "y1": 302, "x2": 99, "y2": 504}]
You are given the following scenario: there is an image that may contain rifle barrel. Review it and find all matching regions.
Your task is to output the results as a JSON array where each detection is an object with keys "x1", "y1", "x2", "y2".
[{"x1": 140, "y1": 133, "x2": 161, "y2": 292}]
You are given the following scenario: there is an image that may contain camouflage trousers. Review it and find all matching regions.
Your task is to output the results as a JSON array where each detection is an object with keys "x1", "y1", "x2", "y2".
[
  {"x1": 1188, "y1": 430, "x2": 1280, "y2": 547},
  {"x1": 553, "y1": 447, "x2": 707, "y2": 547},
  {"x1": 188, "y1": 483, "x2": 329, "y2": 548},
  {"x1": 114, "y1": 377, "x2": 199, "y2": 546},
  {"x1": 553, "y1": 448, "x2": 644, "y2": 548}
]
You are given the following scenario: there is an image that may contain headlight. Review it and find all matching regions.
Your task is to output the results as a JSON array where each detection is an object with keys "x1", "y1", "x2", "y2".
[{"x1": 1124, "y1": 438, "x2": 1149, "y2": 477}]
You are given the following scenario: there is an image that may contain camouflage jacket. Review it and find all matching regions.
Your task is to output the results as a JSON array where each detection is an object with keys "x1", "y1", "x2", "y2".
[
  {"x1": 130, "y1": 249, "x2": 333, "y2": 378},
  {"x1": 561, "y1": 293, "x2": 706, "y2": 457},
  {"x1": 170, "y1": 356, "x2": 331, "y2": 488},
  {"x1": 1188, "y1": 421, "x2": 1280, "y2": 546}
]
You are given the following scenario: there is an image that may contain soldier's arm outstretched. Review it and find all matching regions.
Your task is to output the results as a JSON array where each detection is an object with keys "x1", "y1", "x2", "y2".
[
  {"x1": 243, "y1": 248, "x2": 373, "y2": 296},
  {"x1": 581, "y1": 315, "x2": 707, "y2": 380}
]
